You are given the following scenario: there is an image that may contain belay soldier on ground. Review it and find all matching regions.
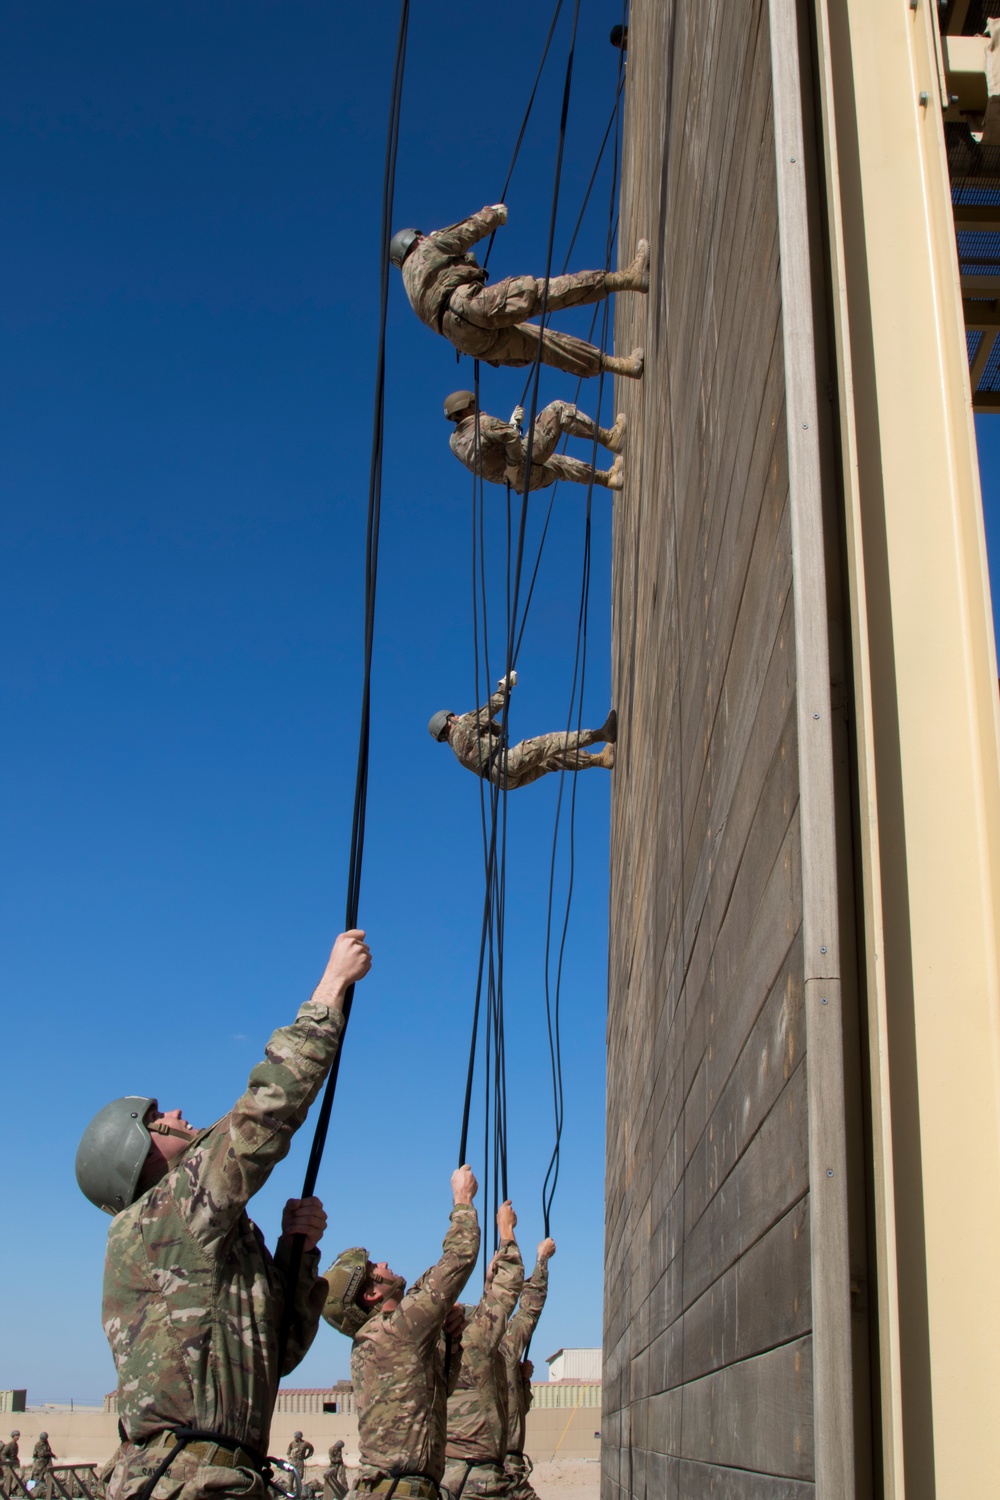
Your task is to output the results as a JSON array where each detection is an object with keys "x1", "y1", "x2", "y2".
[
  {"x1": 499, "y1": 1239, "x2": 556, "y2": 1500},
  {"x1": 442, "y1": 1202, "x2": 524, "y2": 1500},
  {"x1": 74, "y1": 928, "x2": 372, "y2": 1500},
  {"x1": 429, "y1": 674, "x2": 617, "y2": 789},
  {"x1": 444, "y1": 393, "x2": 626, "y2": 493},
  {"x1": 320, "y1": 1165, "x2": 481, "y2": 1500},
  {"x1": 391, "y1": 204, "x2": 647, "y2": 380}
]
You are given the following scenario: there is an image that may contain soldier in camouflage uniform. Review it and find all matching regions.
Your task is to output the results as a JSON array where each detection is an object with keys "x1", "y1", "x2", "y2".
[
  {"x1": 321, "y1": 1444, "x2": 347, "y2": 1500},
  {"x1": 429, "y1": 675, "x2": 617, "y2": 789},
  {"x1": 1, "y1": 1432, "x2": 20, "y2": 1477},
  {"x1": 391, "y1": 205, "x2": 647, "y2": 381},
  {"x1": 74, "y1": 929, "x2": 373, "y2": 1500},
  {"x1": 320, "y1": 1165, "x2": 481, "y2": 1499},
  {"x1": 442, "y1": 1203, "x2": 524, "y2": 1500},
  {"x1": 29, "y1": 1436, "x2": 55, "y2": 1495},
  {"x1": 286, "y1": 1435, "x2": 314, "y2": 1485},
  {"x1": 499, "y1": 1239, "x2": 555, "y2": 1500},
  {"x1": 444, "y1": 393, "x2": 626, "y2": 494}
]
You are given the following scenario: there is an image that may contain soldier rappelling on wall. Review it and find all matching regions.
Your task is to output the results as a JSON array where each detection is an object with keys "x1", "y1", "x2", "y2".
[
  {"x1": 391, "y1": 205, "x2": 647, "y2": 379},
  {"x1": 429, "y1": 674, "x2": 617, "y2": 788},
  {"x1": 444, "y1": 392, "x2": 626, "y2": 493}
]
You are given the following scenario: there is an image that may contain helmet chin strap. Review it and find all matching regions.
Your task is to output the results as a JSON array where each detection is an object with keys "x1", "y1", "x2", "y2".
[{"x1": 147, "y1": 1120, "x2": 195, "y2": 1141}]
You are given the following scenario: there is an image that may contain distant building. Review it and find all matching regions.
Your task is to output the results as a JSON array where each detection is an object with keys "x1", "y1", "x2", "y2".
[
  {"x1": 104, "y1": 1383, "x2": 357, "y2": 1417},
  {"x1": 0, "y1": 1392, "x2": 26, "y2": 1414},
  {"x1": 544, "y1": 1348, "x2": 602, "y2": 1382}
]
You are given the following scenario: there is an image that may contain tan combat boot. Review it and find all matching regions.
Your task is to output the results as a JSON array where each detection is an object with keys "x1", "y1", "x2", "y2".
[
  {"x1": 604, "y1": 454, "x2": 624, "y2": 490},
  {"x1": 605, "y1": 239, "x2": 650, "y2": 292},
  {"x1": 601, "y1": 346, "x2": 644, "y2": 379},
  {"x1": 593, "y1": 743, "x2": 616, "y2": 769},
  {"x1": 601, "y1": 412, "x2": 627, "y2": 452}
]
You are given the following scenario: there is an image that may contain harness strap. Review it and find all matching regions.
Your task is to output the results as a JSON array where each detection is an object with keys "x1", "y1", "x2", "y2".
[{"x1": 130, "y1": 1429, "x2": 290, "y2": 1500}]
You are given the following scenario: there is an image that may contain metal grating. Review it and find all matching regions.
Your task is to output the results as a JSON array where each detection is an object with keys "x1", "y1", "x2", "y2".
[
  {"x1": 978, "y1": 329, "x2": 1000, "y2": 389},
  {"x1": 968, "y1": 327, "x2": 985, "y2": 362}
]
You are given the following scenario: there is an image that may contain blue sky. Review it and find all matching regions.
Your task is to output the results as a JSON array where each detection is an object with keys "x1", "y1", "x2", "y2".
[
  {"x1": 0, "y1": 1, "x2": 625, "y2": 1401},
  {"x1": 3, "y1": 0, "x2": 999, "y2": 1412}
]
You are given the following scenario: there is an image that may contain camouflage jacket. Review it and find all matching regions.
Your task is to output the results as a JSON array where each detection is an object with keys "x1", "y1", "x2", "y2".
[
  {"x1": 287, "y1": 1438, "x2": 314, "y2": 1468},
  {"x1": 0, "y1": 1442, "x2": 19, "y2": 1466},
  {"x1": 445, "y1": 1238, "x2": 524, "y2": 1465},
  {"x1": 401, "y1": 207, "x2": 502, "y2": 329},
  {"x1": 448, "y1": 688, "x2": 509, "y2": 779},
  {"x1": 31, "y1": 1441, "x2": 54, "y2": 1466},
  {"x1": 450, "y1": 414, "x2": 523, "y2": 487},
  {"x1": 103, "y1": 1000, "x2": 346, "y2": 1456},
  {"x1": 499, "y1": 1258, "x2": 548, "y2": 1453},
  {"x1": 351, "y1": 1204, "x2": 480, "y2": 1485}
]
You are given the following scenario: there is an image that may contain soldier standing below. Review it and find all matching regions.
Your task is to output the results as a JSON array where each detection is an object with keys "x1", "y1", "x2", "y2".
[
  {"x1": 29, "y1": 1435, "x2": 55, "y2": 1495},
  {"x1": 0, "y1": 1432, "x2": 20, "y2": 1477},
  {"x1": 443, "y1": 393, "x2": 626, "y2": 493},
  {"x1": 442, "y1": 1203, "x2": 524, "y2": 1500},
  {"x1": 429, "y1": 675, "x2": 617, "y2": 788},
  {"x1": 320, "y1": 1165, "x2": 481, "y2": 1500},
  {"x1": 322, "y1": 1443, "x2": 348, "y2": 1500},
  {"x1": 391, "y1": 205, "x2": 647, "y2": 381},
  {"x1": 499, "y1": 1239, "x2": 556, "y2": 1500},
  {"x1": 74, "y1": 928, "x2": 373, "y2": 1500},
  {"x1": 287, "y1": 1433, "x2": 314, "y2": 1485}
]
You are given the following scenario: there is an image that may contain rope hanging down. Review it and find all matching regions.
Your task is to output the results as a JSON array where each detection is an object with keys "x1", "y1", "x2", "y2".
[
  {"x1": 276, "y1": 0, "x2": 411, "y2": 1370},
  {"x1": 458, "y1": 0, "x2": 628, "y2": 1258},
  {"x1": 458, "y1": 0, "x2": 587, "y2": 1267}
]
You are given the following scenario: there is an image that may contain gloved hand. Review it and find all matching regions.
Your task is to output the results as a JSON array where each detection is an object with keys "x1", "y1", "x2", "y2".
[
  {"x1": 491, "y1": 203, "x2": 508, "y2": 224},
  {"x1": 497, "y1": 670, "x2": 518, "y2": 690},
  {"x1": 509, "y1": 405, "x2": 525, "y2": 432}
]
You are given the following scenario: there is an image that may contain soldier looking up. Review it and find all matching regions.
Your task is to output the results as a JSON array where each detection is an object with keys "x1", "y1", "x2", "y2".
[
  {"x1": 499, "y1": 1239, "x2": 556, "y2": 1500},
  {"x1": 444, "y1": 393, "x2": 626, "y2": 494},
  {"x1": 74, "y1": 929, "x2": 373, "y2": 1500},
  {"x1": 390, "y1": 205, "x2": 647, "y2": 380},
  {"x1": 429, "y1": 675, "x2": 617, "y2": 789},
  {"x1": 287, "y1": 1433, "x2": 314, "y2": 1484},
  {"x1": 320, "y1": 1165, "x2": 481, "y2": 1500},
  {"x1": 442, "y1": 1202, "x2": 524, "y2": 1500}
]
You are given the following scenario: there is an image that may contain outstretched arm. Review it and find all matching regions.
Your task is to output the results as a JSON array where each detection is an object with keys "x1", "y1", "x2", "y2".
[
  {"x1": 392, "y1": 1166, "x2": 481, "y2": 1348},
  {"x1": 502, "y1": 1237, "x2": 555, "y2": 1358},
  {"x1": 430, "y1": 204, "x2": 507, "y2": 257},
  {"x1": 160, "y1": 931, "x2": 372, "y2": 1247}
]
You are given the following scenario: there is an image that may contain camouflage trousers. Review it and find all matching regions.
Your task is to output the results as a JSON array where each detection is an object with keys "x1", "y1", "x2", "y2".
[
  {"x1": 489, "y1": 728, "x2": 608, "y2": 790},
  {"x1": 441, "y1": 1460, "x2": 507, "y2": 1499},
  {"x1": 442, "y1": 270, "x2": 609, "y2": 378},
  {"x1": 455, "y1": 403, "x2": 617, "y2": 494},
  {"x1": 103, "y1": 1443, "x2": 267, "y2": 1500},
  {"x1": 501, "y1": 1455, "x2": 538, "y2": 1500}
]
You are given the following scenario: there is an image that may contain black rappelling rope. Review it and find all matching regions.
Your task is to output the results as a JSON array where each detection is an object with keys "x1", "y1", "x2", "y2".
[
  {"x1": 457, "y1": 0, "x2": 584, "y2": 1274},
  {"x1": 275, "y1": 0, "x2": 410, "y2": 1375},
  {"x1": 540, "y1": 16, "x2": 626, "y2": 1237}
]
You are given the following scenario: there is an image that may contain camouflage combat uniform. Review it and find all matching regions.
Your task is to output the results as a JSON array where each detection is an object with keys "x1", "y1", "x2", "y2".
[
  {"x1": 447, "y1": 689, "x2": 611, "y2": 791},
  {"x1": 499, "y1": 1259, "x2": 549, "y2": 1500},
  {"x1": 30, "y1": 1438, "x2": 55, "y2": 1494},
  {"x1": 1, "y1": 1436, "x2": 19, "y2": 1473},
  {"x1": 321, "y1": 1446, "x2": 347, "y2": 1500},
  {"x1": 349, "y1": 1204, "x2": 480, "y2": 1496},
  {"x1": 401, "y1": 207, "x2": 613, "y2": 379},
  {"x1": 450, "y1": 404, "x2": 620, "y2": 494},
  {"x1": 102, "y1": 1000, "x2": 347, "y2": 1500},
  {"x1": 441, "y1": 1240, "x2": 524, "y2": 1500},
  {"x1": 286, "y1": 1438, "x2": 314, "y2": 1483}
]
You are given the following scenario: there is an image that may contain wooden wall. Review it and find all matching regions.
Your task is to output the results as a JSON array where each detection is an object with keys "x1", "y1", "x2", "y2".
[{"x1": 603, "y1": 1, "x2": 867, "y2": 1494}]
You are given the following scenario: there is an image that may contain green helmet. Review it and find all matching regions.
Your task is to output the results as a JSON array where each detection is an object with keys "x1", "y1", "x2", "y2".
[
  {"x1": 321, "y1": 1247, "x2": 371, "y2": 1336},
  {"x1": 75, "y1": 1096, "x2": 156, "y2": 1215}
]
